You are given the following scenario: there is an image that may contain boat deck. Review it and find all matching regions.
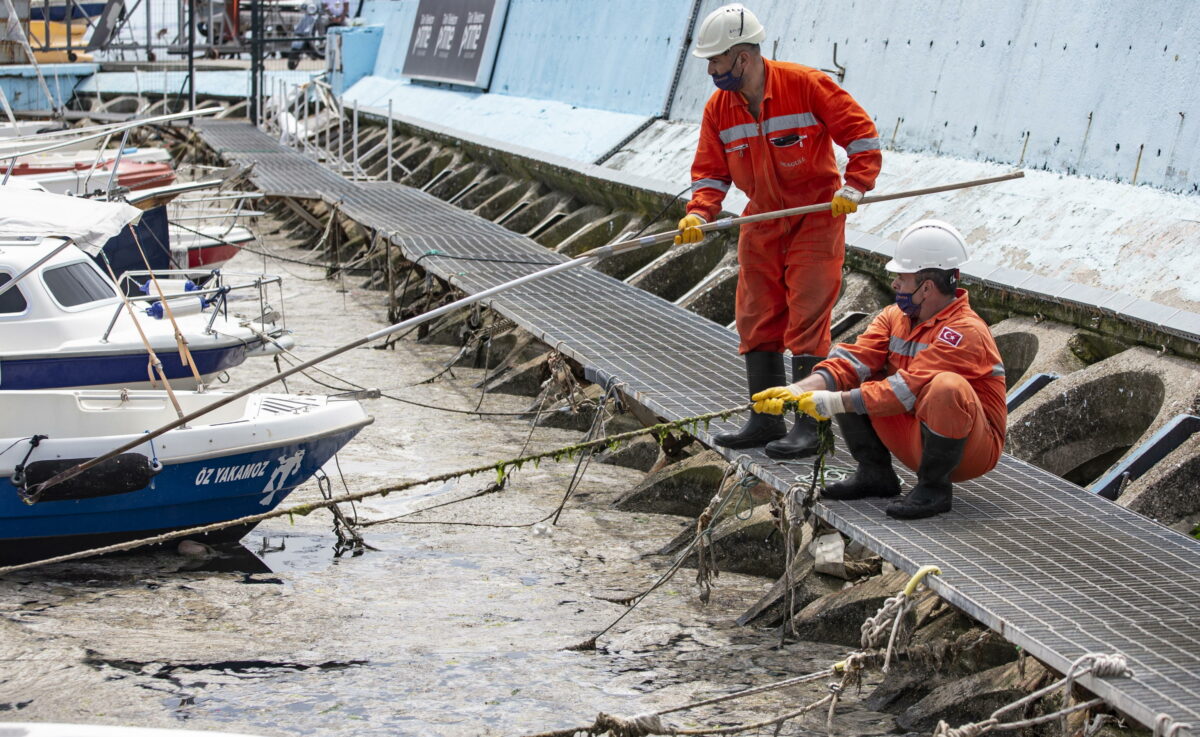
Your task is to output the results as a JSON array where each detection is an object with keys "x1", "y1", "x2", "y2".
[{"x1": 195, "y1": 119, "x2": 1200, "y2": 732}]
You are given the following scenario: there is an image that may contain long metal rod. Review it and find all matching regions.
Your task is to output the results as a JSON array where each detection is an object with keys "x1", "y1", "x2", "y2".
[
  {"x1": 386, "y1": 99, "x2": 393, "y2": 182},
  {"x1": 592, "y1": 170, "x2": 1027, "y2": 259},
  {"x1": 352, "y1": 99, "x2": 360, "y2": 176},
  {"x1": 249, "y1": 0, "x2": 261, "y2": 125},
  {"x1": 103, "y1": 128, "x2": 132, "y2": 199},
  {"x1": 187, "y1": 0, "x2": 196, "y2": 113},
  {"x1": 0, "y1": 108, "x2": 223, "y2": 160},
  {"x1": 0, "y1": 239, "x2": 76, "y2": 300},
  {"x1": 26, "y1": 171, "x2": 1023, "y2": 497}
]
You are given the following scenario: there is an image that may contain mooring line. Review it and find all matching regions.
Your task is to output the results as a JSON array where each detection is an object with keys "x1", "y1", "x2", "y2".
[
  {"x1": 0, "y1": 405, "x2": 749, "y2": 577},
  {"x1": 525, "y1": 565, "x2": 1134, "y2": 737}
]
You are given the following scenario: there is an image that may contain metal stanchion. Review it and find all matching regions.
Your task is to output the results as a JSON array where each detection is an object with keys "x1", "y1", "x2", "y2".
[
  {"x1": 386, "y1": 98, "x2": 393, "y2": 182},
  {"x1": 352, "y1": 99, "x2": 360, "y2": 178}
]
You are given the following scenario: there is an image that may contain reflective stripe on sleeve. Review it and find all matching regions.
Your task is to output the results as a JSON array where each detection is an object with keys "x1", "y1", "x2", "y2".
[
  {"x1": 848, "y1": 388, "x2": 868, "y2": 414},
  {"x1": 830, "y1": 346, "x2": 872, "y2": 382},
  {"x1": 887, "y1": 373, "x2": 917, "y2": 411},
  {"x1": 691, "y1": 178, "x2": 731, "y2": 194},
  {"x1": 719, "y1": 122, "x2": 760, "y2": 144},
  {"x1": 888, "y1": 336, "x2": 929, "y2": 357},
  {"x1": 991, "y1": 363, "x2": 1006, "y2": 377},
  {"x1": 764, "y1": 113, "x2": 816, "y2": 134},
  {"x1": 846, "y1": 137, "x2": 881, "y2": 155}
]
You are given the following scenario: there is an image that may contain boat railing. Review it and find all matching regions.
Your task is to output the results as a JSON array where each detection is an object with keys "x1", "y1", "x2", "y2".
[{"x1": 104, "y1": 269, "x2": 287, "y2": 343}]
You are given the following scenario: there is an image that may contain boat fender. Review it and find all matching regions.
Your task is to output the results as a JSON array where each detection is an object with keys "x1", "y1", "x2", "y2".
[
  {"x1": 139, "y1": 279, "x2": 197, "y2": 295},
  {"x1": 145, "y1": 297, "x2": 205, "y2": 319},
  {"x1": 15, "y1": 454, "x2": 163, "y2": 503}
]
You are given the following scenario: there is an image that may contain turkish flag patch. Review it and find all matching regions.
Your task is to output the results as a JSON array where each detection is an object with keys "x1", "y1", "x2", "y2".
[{"x1": 937, "y1": 327, "x2": 964, "y2": 347}]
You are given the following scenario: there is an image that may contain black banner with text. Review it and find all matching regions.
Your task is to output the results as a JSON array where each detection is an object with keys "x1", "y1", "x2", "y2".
[{"x1": 401, "y1": 0, "x2": 509, "y2": 88}]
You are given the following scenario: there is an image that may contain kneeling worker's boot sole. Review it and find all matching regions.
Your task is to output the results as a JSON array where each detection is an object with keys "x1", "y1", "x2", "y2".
[{"x1": 885, "y1": 425, "x2": 965, "y2": 520}]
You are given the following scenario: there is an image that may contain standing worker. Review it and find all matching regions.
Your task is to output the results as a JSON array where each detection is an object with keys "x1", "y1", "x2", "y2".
[
  {"x1": 751, "y1": 220, "x2": 1007, "y2": 519},
  {"x1": 677, "y1": 3, "x2": 883, "y2": 459}
]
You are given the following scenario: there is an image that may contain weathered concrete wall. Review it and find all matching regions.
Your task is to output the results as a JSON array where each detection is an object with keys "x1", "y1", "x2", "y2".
[{"x1": 670, "y1": 0, "x2": 1200, "y2": 192}]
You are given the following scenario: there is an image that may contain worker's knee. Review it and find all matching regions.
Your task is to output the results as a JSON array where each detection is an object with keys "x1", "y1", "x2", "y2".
[
  {"x1": 915, "y1": 372, "x2": 976, "y2": 439},
  {"x1": 925, "y1": 372, "x2": 972, "y2": 401}
]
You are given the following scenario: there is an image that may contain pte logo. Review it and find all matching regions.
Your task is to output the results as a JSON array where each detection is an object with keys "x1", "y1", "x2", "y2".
[{"x1": 937, "y1": 327, "x2": 964, "y2": 347}]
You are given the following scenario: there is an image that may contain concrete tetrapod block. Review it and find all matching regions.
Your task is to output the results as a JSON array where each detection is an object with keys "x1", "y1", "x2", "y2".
[
  {"x1": 613, "y1": 449, "x2": 729, "y2": 517},
  {"x1": 829, "y1": 272, "x2": 893, "y2": 344},
  {"x1": 553, "y1": 211, "x2": 641, "y2": 258},
  {"x1": 788, "y1": 569, "x2": 911, "y2": 647},
  {"x1": 737, "y1": 547, "x2": 844, "y2": 627},
  {"x1": 1005, "y1": 347, "x2": 1200, "y2": 487},
  {"x1": 1118, "y1": 433, "x2": 1200, "y2": 528},
  {"x1": 675, "y1": 263, "x2": 738, "y2": 327},
  {"x1": 896, "y1": 659, "x2": 1050, "y2": 732},
  {"x1": 479, "y1": 352, "x2": 551, "y2": 397},
  {"x1": 865, "y1": 627, "x2": 1019, "y2": 713},
  {"x1": 988, "y1": 316, "x2": 1088, "y2": 391},
  {"x1": 595, "y1": 438, "x2": 663, "y2": 473},
  {"x1": 625, "y1": 235, "x2": 731, "y2": 303},
  {"x1": 682, "y1": 503, "x2": 787, "y2": 579}
]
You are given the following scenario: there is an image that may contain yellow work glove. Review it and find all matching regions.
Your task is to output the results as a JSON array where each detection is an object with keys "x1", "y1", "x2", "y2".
[
  {"x1": 674, "y1": 214, "x2": 705, "y2": 245},
  {"x1": 751, "y1": 388, "x2": 846, "y2": 419},
  {"x1": 830, "y1": 185, "x2": 863, "y2": 217},
  {"x1": 750, "y1": 385, "x2": 803, "y2": 415}
]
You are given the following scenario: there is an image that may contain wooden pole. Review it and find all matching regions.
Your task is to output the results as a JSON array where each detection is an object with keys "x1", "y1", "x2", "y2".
[{"x1": 27, "y1": 171, "x2": 1024, "y2": 498}]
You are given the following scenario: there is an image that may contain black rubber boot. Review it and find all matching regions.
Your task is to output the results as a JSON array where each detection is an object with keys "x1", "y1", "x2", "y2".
[
  {"x1": 713, "y1": 351, "x2": 787, "y2": 449},
  {"x1": 822, "y1": 412, "x2": 901, "y2": 500},
  {"x1": 764, "y1": 355, "x2": 826, "y2": 460},
  {"x1": 886, "y1": 425, "x2": 965, "y2": 519}
]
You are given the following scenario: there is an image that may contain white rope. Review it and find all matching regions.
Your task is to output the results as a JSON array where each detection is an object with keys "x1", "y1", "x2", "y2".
[
  {"x1": 1155, "y1": 714, "x2": 1194, "y2": 737},
  {"x1": 932, "y1": 653, "x2": 1132, "y2": 737}
]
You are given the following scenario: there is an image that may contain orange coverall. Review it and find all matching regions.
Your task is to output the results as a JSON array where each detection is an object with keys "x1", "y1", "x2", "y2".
[
  {"x1": 687, "y1": 58, "x2": 882, "y2": 357},
  {"x1": 814, "y1": 290, "x2": 1007, "y2": 481}
]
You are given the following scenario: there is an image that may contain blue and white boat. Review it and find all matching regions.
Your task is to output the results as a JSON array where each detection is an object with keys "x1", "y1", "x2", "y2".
[
  {"x1": 0, "y1": 388, "x2": 372, "y2": 562},
  {"x1": 0, "y1": 233, "x2": 292, "y2": 389}
]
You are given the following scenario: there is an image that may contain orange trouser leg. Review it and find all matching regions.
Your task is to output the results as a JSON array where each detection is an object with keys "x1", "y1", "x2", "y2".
[
  {"x1": 735, "y1": 213, "x2": 844, "y2": 356},
  {"x1": 869, "y1": 373, "x2": 1002, "y2": 482},
  {"x1": 783, "y1": 212, "x2": 843, "y2": 357}
]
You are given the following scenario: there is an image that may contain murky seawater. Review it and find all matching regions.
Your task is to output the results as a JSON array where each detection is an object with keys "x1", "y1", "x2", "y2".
[{"x1": 0, "y1": 231, "x2": 899, "y2": 736}]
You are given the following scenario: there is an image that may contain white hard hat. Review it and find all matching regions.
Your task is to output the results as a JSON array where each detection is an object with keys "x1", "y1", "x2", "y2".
[
  {"x1": 692, "y1": 4, "x2": 766, "y2": 59},
  {"x1": 886, "y1": 219, "x2": 970, "y2": 273}
]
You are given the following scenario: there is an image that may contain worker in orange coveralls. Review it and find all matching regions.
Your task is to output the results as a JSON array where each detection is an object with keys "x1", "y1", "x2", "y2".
[
  {"x1": 752, "y1": 220, "x2": 1007, "y2": 519},
  {"x1": 676, "y1": 3, "x2": 882, "y2": 459}
]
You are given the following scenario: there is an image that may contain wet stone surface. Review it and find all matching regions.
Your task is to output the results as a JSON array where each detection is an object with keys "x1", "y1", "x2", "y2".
[{"x1": 0, "y1": 226, "x2": 901, "y2": 736}]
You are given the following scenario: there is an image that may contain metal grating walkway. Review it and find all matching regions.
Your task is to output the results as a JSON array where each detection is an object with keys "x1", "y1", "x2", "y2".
[{"x1": 196, "y1": 120, "x2": 1200, "y2": 731}]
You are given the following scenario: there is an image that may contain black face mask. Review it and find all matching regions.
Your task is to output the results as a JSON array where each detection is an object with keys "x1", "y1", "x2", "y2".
[
  {"x1": 712, "y1": 53, "x2": 746, "y2": 91},
  {"x1": 895, "y1": 280, "x2": 927, "y2": 318}
]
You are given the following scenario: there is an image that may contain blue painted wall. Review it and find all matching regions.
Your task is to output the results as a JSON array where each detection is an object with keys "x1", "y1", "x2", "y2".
[
  {"x1": 358, "y1": 0, "x2": 420, "y2": 79},
  {"x1": 329, "y1": 25, "x2": 385, "y2": 95},
  {"x1": 0, "y1": 63, "x2": 97, "y2": 110},
  {"x1": 354, "y1": 0, "x2": 690, "y2": 115},
  {"x1": 488, "y1": 0, "x2": 690, "y2": 114}
]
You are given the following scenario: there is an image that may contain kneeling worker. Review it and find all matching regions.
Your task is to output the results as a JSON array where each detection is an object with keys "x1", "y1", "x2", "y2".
[{"x1": 752, "y1": 220, "x2": 1007, "y2": 519}]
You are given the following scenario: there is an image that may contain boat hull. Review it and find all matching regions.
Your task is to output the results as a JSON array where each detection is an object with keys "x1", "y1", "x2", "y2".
[
  {"x1": 189, "y1": 240, "x2": 244, "y2": 269},
  {"x1": 0, "y1": 424, "x2": 365, "y2": 563},
  {"x1": 0, "y1": 342, "x2": 253, "y2": 390}
]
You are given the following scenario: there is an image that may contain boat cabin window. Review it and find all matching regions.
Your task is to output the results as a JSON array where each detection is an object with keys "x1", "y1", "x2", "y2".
[
  {"x1": 42, "y1": 262, "x2": 116, "y2": 308},
  {"x1": 0, "y1": 274, "x2": 28, "y2": 314}
]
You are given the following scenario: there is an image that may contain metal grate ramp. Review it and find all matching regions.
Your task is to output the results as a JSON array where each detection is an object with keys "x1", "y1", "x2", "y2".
[{"x1": 195, "y1": 122, "x2": 1200, "y2": 731}]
